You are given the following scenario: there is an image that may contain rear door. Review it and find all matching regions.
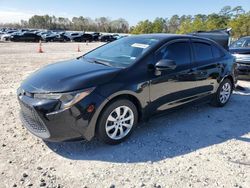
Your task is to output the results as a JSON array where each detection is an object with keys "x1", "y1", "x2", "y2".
[{"x1": 190, "y1": 39, "x2": 224, "y2": 95}]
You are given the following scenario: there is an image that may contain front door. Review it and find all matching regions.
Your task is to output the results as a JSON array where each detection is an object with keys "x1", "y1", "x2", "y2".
[{"x1": 149, "y1": 39, "x2": 199, "y2": 113}]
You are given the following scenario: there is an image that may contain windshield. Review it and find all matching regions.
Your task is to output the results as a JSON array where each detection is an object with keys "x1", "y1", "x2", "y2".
[
  {"x1": 231, "y1": 38, "x2": 250, "y2": 48},
  {"x1": 84, "y1": 37, "x2": 159, "y2": 67}
]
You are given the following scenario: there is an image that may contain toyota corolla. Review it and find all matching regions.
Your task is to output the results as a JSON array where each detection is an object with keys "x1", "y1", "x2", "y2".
[{"x1": 17, "y1": 34, "x2": 237, "y2": 144}]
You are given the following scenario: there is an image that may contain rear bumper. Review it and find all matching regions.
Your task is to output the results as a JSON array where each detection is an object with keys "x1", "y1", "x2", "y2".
[{"x1": 18, "y1": 92, "x2": 107, "y2": 142}]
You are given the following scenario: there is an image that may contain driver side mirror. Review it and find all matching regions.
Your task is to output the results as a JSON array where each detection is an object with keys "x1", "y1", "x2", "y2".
[{"x1": 155, "y1": 59, "x2": 177, "y2": 71}]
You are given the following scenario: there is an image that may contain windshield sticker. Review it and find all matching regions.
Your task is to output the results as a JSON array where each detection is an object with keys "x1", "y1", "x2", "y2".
[
  {"x1": 130, "y1": 57, "x2": 136, "y2": 60},
  {"x1": 131, "y1": 43, "x2": 149, "y2": 49}
]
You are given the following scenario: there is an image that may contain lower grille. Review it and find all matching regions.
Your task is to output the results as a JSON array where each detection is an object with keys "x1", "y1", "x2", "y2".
[{"x1": 19, "y1": 100, "x2": 50, "y2": 138}]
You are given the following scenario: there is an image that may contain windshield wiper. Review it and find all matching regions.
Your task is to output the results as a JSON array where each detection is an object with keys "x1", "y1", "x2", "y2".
[
  {"x1": 83, "y1": 57, "x2": 113, "y2": 67},
  {"x1": 93, "y1": 59, "x2": 112, "y2": 67}
]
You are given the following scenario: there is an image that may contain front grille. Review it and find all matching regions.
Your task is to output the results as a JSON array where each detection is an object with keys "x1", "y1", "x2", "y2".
[{"x1": 19, "y1": 99, "x2": 50, "y2": 138}]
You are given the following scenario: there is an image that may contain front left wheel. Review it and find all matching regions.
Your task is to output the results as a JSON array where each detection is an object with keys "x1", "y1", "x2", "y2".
[{"x1": 97, "y1": 99, "x2": 138, "y2": 145}]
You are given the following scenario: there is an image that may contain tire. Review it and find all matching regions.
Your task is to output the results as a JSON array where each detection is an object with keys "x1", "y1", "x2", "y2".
[
  {"x1": 211, "y1": 78, "x2": 233, "y2": 107},
  {"x1": 97, "y1": 99, "x2": 138, "y2": 145}
]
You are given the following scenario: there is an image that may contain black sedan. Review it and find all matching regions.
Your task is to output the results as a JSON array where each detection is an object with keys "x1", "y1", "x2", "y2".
[
  {"x1": 10, "y1": 32, "x2": 41, "y2": 42},
  {"x1": 99, "y1": 34, "x2": 117, "y2": 42},
  {"x1": 230, "y1": 36, "x2": 250, "y2": 79},
  {"x1": 67, "y1": 33, "x2": 93, "y2": 42},
  {"x1": 17, "y1": 34, "x2": 237, "y2": 144},
  {"x1": 42, "y1": 33, "x2": 70, "y2": 42}
]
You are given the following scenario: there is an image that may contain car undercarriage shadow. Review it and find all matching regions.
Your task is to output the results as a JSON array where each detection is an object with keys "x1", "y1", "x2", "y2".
[{"x1": 45, "y1": 84, "x2": 250, "y2": 163}]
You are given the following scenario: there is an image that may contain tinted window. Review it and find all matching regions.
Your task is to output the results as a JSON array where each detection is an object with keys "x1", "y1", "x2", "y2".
[
  {"x1": 245, "y1": 39, "x2": 250, "y2": 47},
  {"x1": 230, "y1": 38, "x2": 250, "y2": 48},
  {"x1": 212, "y1": 45, "x2": 224, "y2": 58},
  {"x1": 156, "y1": 41, "x2": 191, "y2": 66},
  {"x1": 193, "y1": 42, "x2": 213, "y2": 61}
]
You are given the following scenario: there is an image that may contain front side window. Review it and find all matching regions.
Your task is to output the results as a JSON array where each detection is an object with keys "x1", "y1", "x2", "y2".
[
  {"x1": 193, "y1": 42, "x2": 213, "y2": 62},
  {"x1": 155, "y1": 41, "x2": 191, "y2": 66},
  {"x1": 84, "y1": 37, "x2": 159, "y2": 67}
]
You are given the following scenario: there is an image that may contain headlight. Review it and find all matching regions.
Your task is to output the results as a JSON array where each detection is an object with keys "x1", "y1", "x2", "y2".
[{"x1": 34, "y1": 87, "x2": 95, "y2": 110}]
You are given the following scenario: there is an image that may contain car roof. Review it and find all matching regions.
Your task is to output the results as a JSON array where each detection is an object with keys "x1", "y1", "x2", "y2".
[
  {"x1": 131, "y1": 33, "x2": 189, "y2": 39},
  {"x1": 130, "y1": 33, "x2": 213, "y2": 41},
  {"x1": 130, "y1": 33, "x2": 227, "y2": 51}
]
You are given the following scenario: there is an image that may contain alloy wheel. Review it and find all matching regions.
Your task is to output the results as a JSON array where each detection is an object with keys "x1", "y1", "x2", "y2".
[
  {"x1": 105, "y1": 106, "x2": 134, "y2": 140},
  {"x1": 219, "y1": 82, "x2": 231, "y2": 104}
]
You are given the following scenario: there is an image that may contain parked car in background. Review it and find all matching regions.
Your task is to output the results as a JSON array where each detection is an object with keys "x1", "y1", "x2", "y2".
[
  {"x1": 65, "y1": 32, "x2": 82, "y2": 41},
  {"x1": 91, "y1": 32, "x2": 101, "y2": 41},
  {"x1": 81, "y1": 33, "x2": 93, "y2": 42},
  {"x1": 42, "y1": 33, "x2": 70, "y2": 42},
  {"x1": 17, "y1": 33, "x2": 237, "y2": 145},
  {"x1": 99, "y1": 34, "x2": 117, "y2": 42},
  {"x1": 66, "y1": 33, "x2": 93, "y2": 42},
  {"x1": 0, "y1": 32, "x2": 5, "y2": 38},
  {"x1": 1, "y1": 30, "x2": 17, "y2": 41},
  {"x1": 10, "y1": 33, "x2": 42, "y2": 42},
  {"x1": 229, "y1": 36, "x2": 250, "y2": 79},
  {"x1": 190, "y1": 29, "x2": 231, "y2": 50}
]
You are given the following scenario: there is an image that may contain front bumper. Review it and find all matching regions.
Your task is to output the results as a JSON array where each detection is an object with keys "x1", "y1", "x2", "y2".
[
  {"x1": 18, "y1": 91, "x2": 107, "y2": 142},
  {"x1": 237, "y1": 61, "x2": 250, "y2": 76},
  {"x1": 234, "y1": 54, "x2": 250, "y2": 77}
]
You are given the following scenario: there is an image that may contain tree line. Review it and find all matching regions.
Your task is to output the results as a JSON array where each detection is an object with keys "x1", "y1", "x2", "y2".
[
  {"x1": 130, "y1": 6, "x2": 250, "y2": 38},
  {"x1": 1, "y1": 6, "x2": 249, "y2": 38},
  {"x1": 1, "y1": 16, "x2": 130, "y2": 33}
]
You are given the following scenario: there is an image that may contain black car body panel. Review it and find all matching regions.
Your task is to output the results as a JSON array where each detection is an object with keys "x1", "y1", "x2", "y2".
[
  {"x1": 17, "y1": 34, "x2": 236, "y2": 142},
  {"x1": 21, "y1": 59, "x2": 122, "y2": 93},
  {"x1": 190, "y1": 29, "x2": 230, "y2": 51}
]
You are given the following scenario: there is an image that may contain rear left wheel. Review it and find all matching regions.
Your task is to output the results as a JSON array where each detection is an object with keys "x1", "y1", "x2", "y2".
[
  {"x1": 97, "y1": 99, "x2": 138, "y2": 145},
  {"x1": 211, "y1": 78, "x2": 233, "y2": 107}
]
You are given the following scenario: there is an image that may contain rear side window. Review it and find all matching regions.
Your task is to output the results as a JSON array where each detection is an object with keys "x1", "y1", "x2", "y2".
[
  {"x1": 212, "y1": 45, "x2": 224, "y2": 58},
  {"x1": 156, "y1": 41, "x2": 191, "y2": 66},
  {"x1": 193, "y1": 42, "x2": 213, "y2": 62}
]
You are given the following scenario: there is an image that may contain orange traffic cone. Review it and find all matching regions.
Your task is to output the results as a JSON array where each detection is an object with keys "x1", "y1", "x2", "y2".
[
  {"x1": 77, "y1": 45, "x2": 81, "y2": 52},
  {"x1": 38, "y1": 40, "x2": 43, "y2": 53}
]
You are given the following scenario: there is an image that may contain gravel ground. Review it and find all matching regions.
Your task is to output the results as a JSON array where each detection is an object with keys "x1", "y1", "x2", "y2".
[{"x1": 0, "y1": 42, "x2": 249, "y2": 188}]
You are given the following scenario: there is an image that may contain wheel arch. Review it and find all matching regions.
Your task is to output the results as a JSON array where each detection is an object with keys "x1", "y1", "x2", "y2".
[
  {"x1": 221, "y1": 74, "x2": 235, "y2": 89},
  {"x1": 94, "y1": 92, "x2": 143, "y2": 134}
]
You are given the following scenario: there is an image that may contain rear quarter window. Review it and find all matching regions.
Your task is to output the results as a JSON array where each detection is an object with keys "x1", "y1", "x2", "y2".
[
  {"x1": 193, "y1": 42, "x2": 213, "y2": 62},
  {"x1": 212, "y1": 45, "x2": 224, "y2": 59}
]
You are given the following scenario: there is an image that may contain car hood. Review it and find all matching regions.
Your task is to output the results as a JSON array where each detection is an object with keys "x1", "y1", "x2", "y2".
[
  {"x1": 21, "y1": 58, "x2": 122, "y2": 93},
  {"x1": 229, "y1": 48, "x2": 250, "y2": 55}
]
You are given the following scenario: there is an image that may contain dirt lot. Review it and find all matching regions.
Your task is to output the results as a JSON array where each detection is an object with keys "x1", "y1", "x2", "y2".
[{"x1": 0, "y1": 42, "x2": 249, "y2": 188}]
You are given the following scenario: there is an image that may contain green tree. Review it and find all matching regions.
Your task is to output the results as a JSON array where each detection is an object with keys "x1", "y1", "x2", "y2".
[
  {"x1": 152, "y1": 17, "x2": 165, "y2": 33},
  {"x1": 229, "y1": 12, "x2": 250, "y2": 38},
  {"x1": 131, "y1": 20, "x2": 153, "y2": 34}
]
